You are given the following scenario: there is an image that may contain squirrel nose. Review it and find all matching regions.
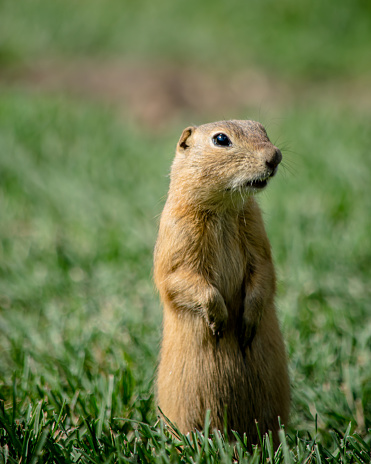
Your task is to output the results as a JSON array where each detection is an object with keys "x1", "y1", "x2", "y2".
[{"x1": 265, "y1": 148, "x2": 282, "y2": 170}]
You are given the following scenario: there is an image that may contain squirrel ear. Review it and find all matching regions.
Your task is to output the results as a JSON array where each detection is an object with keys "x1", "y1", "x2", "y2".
[{"x1": 177, "y1": 126, "x2": 196, "y2": 152}]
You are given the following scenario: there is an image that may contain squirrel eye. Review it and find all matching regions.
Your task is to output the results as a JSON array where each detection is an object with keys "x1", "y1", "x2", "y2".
[{"x1": 212, "y1": 133, "x2": 232, "y2": 147}]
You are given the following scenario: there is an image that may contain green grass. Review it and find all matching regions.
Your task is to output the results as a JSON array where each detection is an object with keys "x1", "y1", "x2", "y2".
[
  {"x1": 1, "y1": 0, "x2": 371, "y2": 79},
  {"x1": 1, "y1": 1, "x2": 371, "y2": 462},
  {"x1": 1, "y1": 91, "x2": 371, "y2": 463}
]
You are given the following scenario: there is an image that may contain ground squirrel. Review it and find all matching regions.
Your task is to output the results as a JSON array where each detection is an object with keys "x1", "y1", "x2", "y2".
[{"x1": 154, "y1": 120, "x2": 290, "y2": 447}]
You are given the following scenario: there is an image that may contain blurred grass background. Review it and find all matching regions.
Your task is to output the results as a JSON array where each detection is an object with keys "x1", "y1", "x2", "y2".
[{"x1": 1, "y1": 0, "x2": 371, "y2": 461}]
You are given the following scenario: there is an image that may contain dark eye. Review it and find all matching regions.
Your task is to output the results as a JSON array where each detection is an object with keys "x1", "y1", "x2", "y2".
[{"x1": 212, "y1": 133, "x2": 232, "y2": 147}]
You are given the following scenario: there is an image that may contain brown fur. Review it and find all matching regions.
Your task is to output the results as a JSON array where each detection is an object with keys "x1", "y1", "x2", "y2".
[{"x1": 154, "y1": 120, "x2": 290, "y2": 447}]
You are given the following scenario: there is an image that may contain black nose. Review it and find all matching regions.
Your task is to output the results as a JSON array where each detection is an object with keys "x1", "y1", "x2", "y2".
[{"x1": 266, "y1": 148, "x2": 282, "y2": 170}]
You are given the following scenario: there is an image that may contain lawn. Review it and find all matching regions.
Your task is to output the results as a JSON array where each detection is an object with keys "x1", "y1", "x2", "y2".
[{"x1": 1, "y1": 1, "x2": 371, "y2": 462}]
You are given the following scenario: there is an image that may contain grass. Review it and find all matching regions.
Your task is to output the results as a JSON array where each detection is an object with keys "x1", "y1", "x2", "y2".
[
  {"x1": 1, "y1": 1, "x2": 371, "y2": 462},
  {"x1": 1, "y1": 0, "x2": 371, "y2": 79},
  {"x1": 1, "y1": 91, "x2": 371, "y2": 463}
]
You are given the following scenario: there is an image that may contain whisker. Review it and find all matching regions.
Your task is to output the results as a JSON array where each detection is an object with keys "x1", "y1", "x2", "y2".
[{"x1": 282, "y1": 158, "x2": 299, "y2": 176}]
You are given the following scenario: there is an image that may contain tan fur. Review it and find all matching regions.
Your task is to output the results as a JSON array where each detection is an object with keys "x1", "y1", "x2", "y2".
[{"x1": 154, "y1": 120, "x2": 290, "y2": 447}]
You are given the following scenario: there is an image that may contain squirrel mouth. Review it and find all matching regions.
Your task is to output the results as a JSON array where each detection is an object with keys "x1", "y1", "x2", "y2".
[
  {"x1": 227, "y1": 167, "x2": 278, "y2": 192},
  {"x1": 243, "y1": 167, "x2": 278, "y2": 190},
  {"x1": 245, "y1": 176, "x2": 269, "y2": 189}
]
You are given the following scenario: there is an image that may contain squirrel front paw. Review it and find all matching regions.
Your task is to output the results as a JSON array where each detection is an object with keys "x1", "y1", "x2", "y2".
[
  {"x1": 205, "y1": 290, "x2": 228, "y2": 338},
  {"x1": 239, "y1": 310, "x2": 262, "y2": 351}
]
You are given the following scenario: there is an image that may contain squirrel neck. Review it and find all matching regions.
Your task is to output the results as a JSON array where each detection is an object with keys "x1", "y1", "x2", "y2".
[{"x1": 166, "y1": 187, "x2": 255, "y2": 222}]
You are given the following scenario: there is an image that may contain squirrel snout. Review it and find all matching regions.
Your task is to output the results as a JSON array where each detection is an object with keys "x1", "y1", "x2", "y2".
[{"x1": 265, "y1": 148, "x2": 282, "y2": 171}]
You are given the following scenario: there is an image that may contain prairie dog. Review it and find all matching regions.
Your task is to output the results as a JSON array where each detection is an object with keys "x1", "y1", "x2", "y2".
[{"x1": 154, "y1": 120, "x2": 290, "y2": 447}]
